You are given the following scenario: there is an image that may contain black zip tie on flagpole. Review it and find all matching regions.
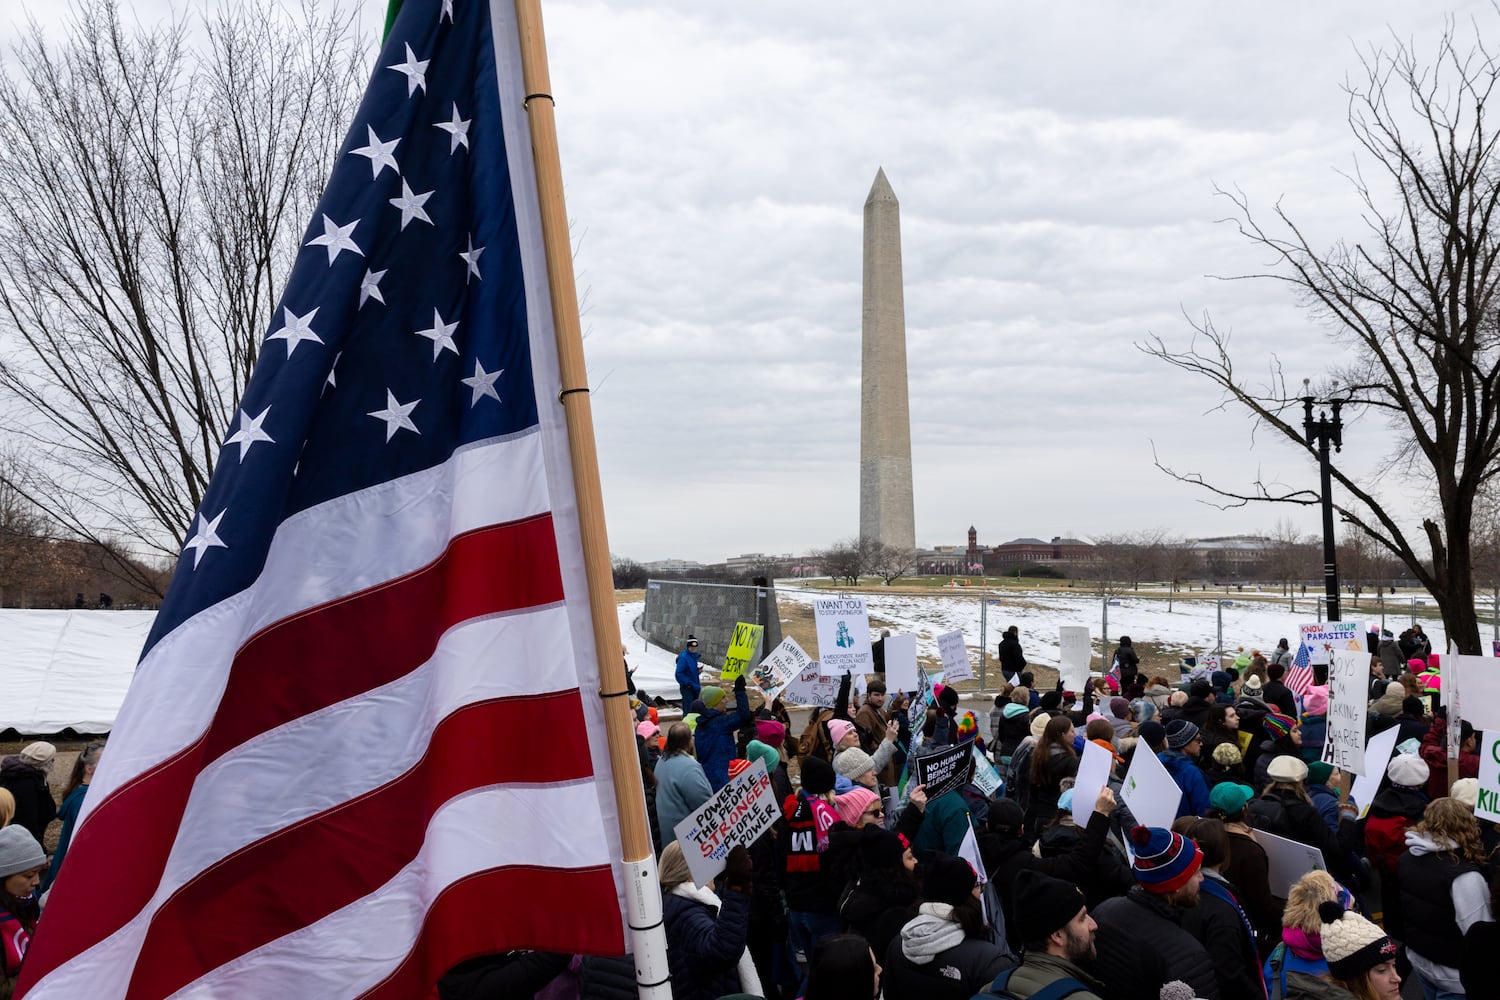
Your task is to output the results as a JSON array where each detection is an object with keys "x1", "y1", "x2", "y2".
[
  {"x1": 524, "y1": 92, "x2": 554, "y2": 108},
  {"x1": 558, "y1": 386, "x2": 589, "y2": 401},
  {"x1": 599, "y1": 687, "x2": 630, "y2": 699}
]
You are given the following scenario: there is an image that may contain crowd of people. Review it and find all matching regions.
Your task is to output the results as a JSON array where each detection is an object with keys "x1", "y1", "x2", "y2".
[{"x1": 574, "y1": 625, "x2": 1490, "y2": 1000}]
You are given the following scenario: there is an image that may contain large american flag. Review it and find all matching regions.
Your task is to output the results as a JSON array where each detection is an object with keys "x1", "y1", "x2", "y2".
[{"x1": 19, "y1": 2, "x2": 628, "y2": 996}]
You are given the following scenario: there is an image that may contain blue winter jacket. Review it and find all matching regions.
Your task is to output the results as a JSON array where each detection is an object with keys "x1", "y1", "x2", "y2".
[
  {"x1": 1158, "y1": 750, "x2": 1212, "y2": 818},
  {"x1": 694, "y1": 682, "x2": 752, "y2": 791},
  {"x1": 675, "y1": 647, "x2": 701, "y2": 688},
  {"x1": 662, "y1": 886, "x2": 752, "y2": 1000}
]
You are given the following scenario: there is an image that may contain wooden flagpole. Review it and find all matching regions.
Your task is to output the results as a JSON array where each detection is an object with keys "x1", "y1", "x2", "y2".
[{"x1": 512, "y1": 2, "x2": 672, "y2": 997}]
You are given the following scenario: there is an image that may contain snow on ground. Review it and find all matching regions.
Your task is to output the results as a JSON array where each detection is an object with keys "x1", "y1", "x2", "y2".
[{"x1": 620, "y1": 601, "x2": 684, "y2": 696}]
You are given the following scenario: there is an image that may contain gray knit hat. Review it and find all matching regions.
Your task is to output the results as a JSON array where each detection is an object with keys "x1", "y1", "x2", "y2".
[{"x1": 0, "y1": 826, "x2": 46, "y2": 878}]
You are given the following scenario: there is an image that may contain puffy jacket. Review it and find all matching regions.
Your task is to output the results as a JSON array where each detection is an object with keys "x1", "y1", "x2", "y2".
[
  {"x1": 661, "y1": 884, "x2": 752, "y2": 1000},
  {"x1": 982, "y1": 810, "x2": 1114, "y2": 951},
  {"x1": 674, "y1": 647, "x2": 701, "y2": 688},
  {"x1": 974, "y1": 953, "x2": 1105, "y2": 1000},
  {"x1": 1246, "y1": 788, "x2": 1354, "y2": 884},
  {"x1": 1398, "y1": 831, "x2": 1489, "y2": 971},
  {"x1": 578, "y1": 955, "x2": 638, "y2": 1000},
  {"x1": 883, "y1": 907, "x2": 1014, "y2": 1000},
  {"x1": 841, "y1": 871, "x2": 920, "y2": 962},
  {"x1": 1159, "y1": 750, "x2": 1211, "y2": 818},
  {"x1": 0, "y1": 758, "x2": 55, "y2": 844},
  {"x1": 912, "y1": 786, "x2": 973, "y2": 857},
  {"x1": 995, "y1": 704, "x2": 1032, "y2": 759},
  {"x1": 1297, "y1": 713, "x2": 1327, "y2": 763},
  {"x1": 1090, "y1": 886, "x2": 1221, "y2": 1000},
  {"x1": 693, "y1": 681, "x2": 752, "y2": 791},
  {"x1": 1035, "y1": 820, "x2": 1133, "y2": 909},
  {"x1": 1420, "y1": 716, "x2": 1478, "y2": 799},
  {"x1": 1362, "y1": 784, "x2": 1427, "y2": 871},
  {"x1": 1181, "y1": 871, "x2": 1261, "y2": 1000}
]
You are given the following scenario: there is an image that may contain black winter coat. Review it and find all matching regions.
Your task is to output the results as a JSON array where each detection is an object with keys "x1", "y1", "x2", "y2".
[
  {"x1": 1035, "y1": 821, "x2": 1133, "y2": 909},
  {"x1": 437, "y1": 951, "x2": 572, "y2": 1000},
  {"x1": 578, "y1": 955, "x2": 638, "y2": 1000},
  {"x1": 661, "y1": 886, "x2": 752, "y2": 1000},
  {"x1": 883, "y1": 931, "x2": 1014, "y2": 1000},
  {"x1": 0, "y1": 759, "x2": 55, "y2": 844},
  {"x1": 981, "y1": 810, "x2": 1113, "y2": 951},
  {"x1": 1089, "y1": 887, "x2": 1220, "y2": 1000},
  {"x1": 1180, "y1": 873, "x2": 1262, "y2": 1000},
  {"x1": 840, "y1": 873, "x2": 919, "y2": 963},
  {"x1": 998, "y1": 635, "x2": 1027, "y2": 675}
]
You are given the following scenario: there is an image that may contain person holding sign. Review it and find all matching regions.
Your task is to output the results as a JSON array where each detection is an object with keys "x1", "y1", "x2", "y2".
[
  {"x1": 692, "y1": 677, "x2": 753, "y2": 792},
  {"x1": 659, "y1": 841, "x2": 760, "y2": 1000}
]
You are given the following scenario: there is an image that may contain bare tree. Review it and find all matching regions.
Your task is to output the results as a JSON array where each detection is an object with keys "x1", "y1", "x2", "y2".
[
  {"x1": 818, "y1": 539, "x2": 865, "y2": 587},
  {"x1": 0, "y1": 0, "x2": 365, "y2": 589},
  {"x1": 0, "y1": 449, "x2": 56, "y2": 606},
  {"x1": 869, "y1": 543, "x2": 921, "y2": 586},
  {"x1": 1142, "y1": 19, "x2": 1500, "y2": 652},
  {"x1": 1157, "y1": 538, "x2": 1202, "y2": 612}
]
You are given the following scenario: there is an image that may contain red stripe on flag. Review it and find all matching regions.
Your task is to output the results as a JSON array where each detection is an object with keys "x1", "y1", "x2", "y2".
[
  {"x1": 19, "y1": 515, "x2": 565, "y2": 994},
  {"x1": 358, "y1": 865, "x2": 625, "y2": 1000},
  {"x1": 124, "y1": 693, "x2": 593, "y2": 1000}
]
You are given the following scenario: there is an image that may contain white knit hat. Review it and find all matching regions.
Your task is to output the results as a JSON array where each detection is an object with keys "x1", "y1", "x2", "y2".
[
  {"x1": 1319, "y1": 901, "x2": 1396, "y2": 980},
  {"x1": 1451, "y1": 778, "x2": 1480, "y2": 810},
  {"x1": 1386, "y1": 752, "x2": 1429, "y2": 789},
  {"x1": 1266, "y1": 755, "x2": 1308, "y2": 783}
]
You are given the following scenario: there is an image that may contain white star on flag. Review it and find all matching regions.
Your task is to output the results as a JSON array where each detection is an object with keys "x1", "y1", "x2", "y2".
[
  {"x1": 350, "y1": 125, "x2": 400, "y2": 178},
  {"x1": 414, "y1": 309, "x2": 460, "y2": 360},
  {"x1": 359, "y1": 268, "x2": 387, "y2": 308},
  {"x1": 306, "y1": 215, "x2": 363, "y2": 265},
  {"x1": 461, "y1": 360, "x2": 503, "y2": 406},
  {"x1": 387, "y1": 43, "x2": 430, "y2": 97},
  {"x1": 324, "y1": 351, "x2": 342, "y2": 393},
  {"x1": 183, "y1": 509, "x2": 228, "y2": 569},
  {"x1": 368, "y1": 389, "x2": 421, "y2": 441},
  {"x1": 390, "y1": 179, "x2": 434, "y2": 229},
  {"x1": 441, "y1": 0, "x2": 455, "y2": 23},
  {"x1": 434, "y1": 103, "x2": 471, "y2": 154},
  {"x1": 460, "y1": 235, "x2": 484, "y2": 283},
  {"x1": 224, "y1": 406, "x2": 275, "y2": 462},
  {"x1": 267, "y1": 306, "x2": 323, "y2": 357}
]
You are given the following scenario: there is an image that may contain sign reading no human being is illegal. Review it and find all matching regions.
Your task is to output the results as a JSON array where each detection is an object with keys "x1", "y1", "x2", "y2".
[
  {"x1": 813, "y1": 597, "x2": 873, "y2": 675},
  {"x1": 912, "y1": 742, "x2": 971, "y2": 800}
]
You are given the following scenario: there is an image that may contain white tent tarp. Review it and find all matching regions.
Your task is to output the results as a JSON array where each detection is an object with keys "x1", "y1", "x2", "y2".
[{"x1": 0, "y1": 610, "x2": 153, "y2": 733}]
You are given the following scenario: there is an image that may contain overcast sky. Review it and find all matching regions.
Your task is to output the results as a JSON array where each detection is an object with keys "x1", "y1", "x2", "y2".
[{"x1": 5, "y1": 1, "x2": 1489, "y2": 563}]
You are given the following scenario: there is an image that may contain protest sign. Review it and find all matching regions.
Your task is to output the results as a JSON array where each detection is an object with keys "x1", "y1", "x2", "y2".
[
  {"x1": 912, "y1": 742, "x2": 971, "y2": 800},
  {"x1": 813, "y1": 597, "x2": 874, "y2": 675},
  {"x1": 1008, "y1": 673, "x2": 1020, "y2": 687},
  {"x1": 1351, "y1": 725, "x2": 1402, "y2": 820},
  {"x1": 1449, "y1": 655, "x2": 1500, "y2": 730},
  {"x1": 1058, "y1": 625, "x2": 1092, "y2": 691},
  {"x1": 885, "y1": 634, "x2": 919, "y2": 692},
  {"x1": 1198, "y1": 653, "x2": 1220, "y2": 672},
  {"x1": 1322, "y1": 648, "x2": 1368, "y2": 775},
  {"x1": 1072, "y1": 740, "x2": 1115, "y2": 827},
  {"x1": 1476, "y1": 732, "x2": 1500, "y2": 823},
  {"x1": 971, "y1": 746, "x2": 1003, "y2": 798},
  {"x1": 1298, "y1": 621, "x2": 1367, "y2": 666},
  {"x1": 1119, "y1": 741, "x2": 1180, "y2": 830},
  {"x1": 780, "y1": 662, "x2": 864, "y2": 708},
  {"x1": 718, "y1": 622, "x2": 764, "y2": 682},
  {"x1": 672, "y1": 759, "x2": 780, "y2": 886},
  {"x1": 907, "y1": 666, "x2": 932, "y2": 732},
  {"x1": 957, "y1": 819, "x2": 988, "y2": 886},
  {"x1": 1257, "y1": 829, "x2": 1328, "y2": 898},
  {"x1": 748, "y1": 637, "x2": 812, "y2": 701},
  {"x1": 937, "y1": 630, "x2": 973, "y2": 683}
]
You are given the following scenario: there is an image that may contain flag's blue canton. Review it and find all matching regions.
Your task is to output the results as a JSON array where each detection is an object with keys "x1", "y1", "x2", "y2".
[{"x1": 146, "y1": 0, "x2": 538, "y2": 654}]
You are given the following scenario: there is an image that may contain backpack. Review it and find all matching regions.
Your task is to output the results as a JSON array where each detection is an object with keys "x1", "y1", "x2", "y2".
[
  {"x1": 1246, "y1": 794, "x2": 1291, "y2": 837},
  {"x1": 972, "y1": 964, "x2": 1090, "y2": 1000}
]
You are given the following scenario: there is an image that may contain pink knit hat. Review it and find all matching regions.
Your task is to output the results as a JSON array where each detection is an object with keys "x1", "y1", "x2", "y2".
[
  {"x1": 834, "y1": 787, "x2": 881, "y2": 827},
  {"x1": 828, "y1": 719, "x2": 857, "y2": 746},
  {"x1": 1301, "y1": 686, "x2": 1329, "y2": 716}
]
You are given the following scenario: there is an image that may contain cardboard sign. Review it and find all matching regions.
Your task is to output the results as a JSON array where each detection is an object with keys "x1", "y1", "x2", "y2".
[
  {"x1": 779, "y1": 661, "x2": 866, "y2": 708},
  {"x1": 1298, "y1": 621, "x2": 1367, "y2": 666},
  {"x1": 1072, "y1": 740, "x2": 1115, "y2": 827},
  {"x1": 1351, "y1": 725, "x2": 1402, "y2": 820},
  {"x1": 1257, "y1": 829, "x2": 1329, "y2": 898},
  {"x1": 1119, "y1": 743, "x2": 1180, "y2": 830},
  {"x1": 912, "y1": 742, "x2": 971, "y2": 800},
  {"x1": 1058, "y1": 625, "x2": 1092, "y2": 691},
  {"x1": 937, "y1": 630, "x2": 973, "y2": 683},
  {"x1": 719, "y1": 622, "x2": 764, "y2": 681},
  {"x1": 971, "y1": 745, "x2": 1003, "y2": 798},
  {"x1": 907, "y1": 666, "x2": 933, "y2": 732},
  {"x1": 1475, "y1": 732, "x2": 1500, "y2": 823},
  {"x1": 672, "y1": 759, "x2": 780, "y2": 887},
  {"x1": 1322, "y1": 648, "x2": 1368, "y2": 775},
  {"x1": 1450, "y1": 655, "x2": 1500, "y2": 730},
  {"x1": 813, "y1": 597, "x2": 874, "y2": 675},
  {"x1": 749, "y1": 637, "x2": 812, "y2": 702},
  {"x1": 1199, "y1": 654, "x2": 1221, "y2": 672},
  {"x1": 885, "y1": 634, "x2": 919, "y2": 692}
]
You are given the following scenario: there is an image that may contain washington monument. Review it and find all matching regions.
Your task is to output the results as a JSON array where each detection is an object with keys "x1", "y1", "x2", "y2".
[{"x1": 859, "y1": 168, "x2": 916, "y2": 551}]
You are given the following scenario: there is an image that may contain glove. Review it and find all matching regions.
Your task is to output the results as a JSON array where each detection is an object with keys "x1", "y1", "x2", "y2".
[{"x1": 722, "y1": 844, "x2": 753, "y2": 893}]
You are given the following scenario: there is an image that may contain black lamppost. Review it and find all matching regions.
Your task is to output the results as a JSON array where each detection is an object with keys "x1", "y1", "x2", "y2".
[{"x1": 1302, "y1": 378, "x2": 1345, "y2": 622}]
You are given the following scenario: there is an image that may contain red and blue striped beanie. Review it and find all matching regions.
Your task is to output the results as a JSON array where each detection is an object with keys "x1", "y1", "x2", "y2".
[{"x1": 1129, "y1": 825, "x2": 1203, "y2": 894}]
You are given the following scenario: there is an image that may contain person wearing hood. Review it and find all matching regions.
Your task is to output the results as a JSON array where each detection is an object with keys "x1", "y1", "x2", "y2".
[
  {"x1": 1111, "y1": 636, "x2": 1141, "y2": 690},
  {"x1": 1159, "y1": 720, "x2": 1212, "y2": 819},
  {"x1": 659, "y1": 841, "x2": 761, "y2": 1000},
  {"x1": 1089, "y1": 825, "x2": 1218, "y2": 1000},
  {"x1": 1261, "y1": 870, "x2": 1349, "y2": 998},
  {"x1": 0, "y1": 743, "x2": 56, "y2": 845},
  {"x1": 1359, "y1": 751, "x2": 1429, "y2": 945},
  {"x1": 675, "y1": 635, "x2": 702, "y2": 708},
  {"x1": 995, "y1": 690, "x2": 1034, "y2": 763},
  {"x1": 692, "y1": 677, "x2": 753, "y2": 791},
  {"x1": 1106, "y1": 696, "x2": 1135, "y2": 742},
  {"x1": 883, "y1": 853, "x2": 1014, "y2": 1000},
  {"x1": 1398, "y1": 797, "x2": 1492, "y2": 998},
  {"x1": 1420, "y1": 711, "x2": 1477, "y2": 800}
]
